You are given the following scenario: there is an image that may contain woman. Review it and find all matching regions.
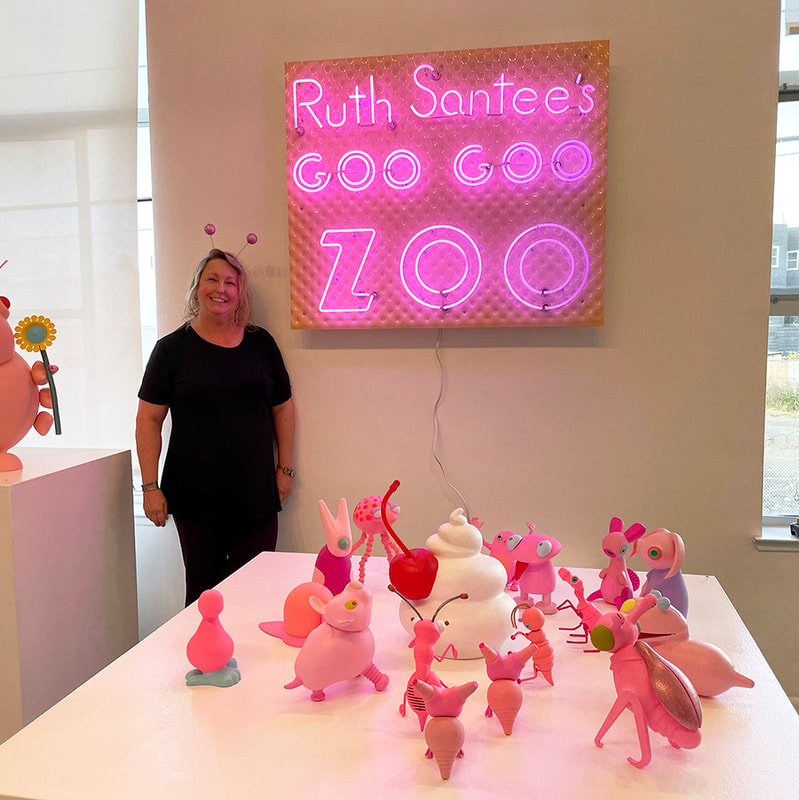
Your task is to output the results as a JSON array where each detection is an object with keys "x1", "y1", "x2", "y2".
[{"x1": 136, "y1": 248, "x2": 295, "y2": 605}]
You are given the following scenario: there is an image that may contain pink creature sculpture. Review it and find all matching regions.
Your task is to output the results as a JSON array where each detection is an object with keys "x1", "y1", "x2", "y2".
[
  {"x1": 414, "y1": 679, "x2": 478, "y2": 781},
  {"x1": 185, "y1": 589, "x2": 241, "y2": 687},
  {"x1": 474, "y1": 518, "x2": 518, "y2": 590},
  {"x1": 479, "y1": 641, "x2": 539, "y2": 735},
  {"x1": 0, "y1": 270, "x2": 57, "y2": 472},
  {"x1": 586, "y1": 517, "x2": 646, "y2": 609},
  {"x1": 635, "y1": 528, "x2": 689, "y2": 617},
  {"x1": 313, "y1": 497, "x2": 353, "y2": 595},
  {"x1": 259, "y1": 581, "x2": 333, "y2": 647},
  {"x1": 510, "y1": 603, "x2": 554, "y2": 685},
  {"x1": 389, "y1": 584, "x2": 468, "y2": 730},
  {"x1": 351, "y1": 493, "x2": 401, "y2": 583},
  {"x1": 638, "y1": 591, "x2": 754, "y2": 697},
  {"x1": 507, "y1": 523, "x2": 562, "y2": 614},
  {"x1": 284, "y1": 580, "x2": 389, "y2": 701},
  {"x1": 559, "y1": 569, "x2": 702, "y2": 768}
]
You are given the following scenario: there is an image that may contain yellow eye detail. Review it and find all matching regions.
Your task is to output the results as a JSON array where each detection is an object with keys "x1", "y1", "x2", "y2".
[{"x1": 14, "y1": 315, "x2": 57, "y2": 352}]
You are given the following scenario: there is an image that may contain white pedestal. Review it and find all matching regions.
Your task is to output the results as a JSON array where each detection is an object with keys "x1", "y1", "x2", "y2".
[{"x1": 0, "y1": 448, "x2": 138, "y2": 743}]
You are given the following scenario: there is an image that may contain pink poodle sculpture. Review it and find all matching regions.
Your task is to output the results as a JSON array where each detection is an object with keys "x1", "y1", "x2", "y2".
[
  {"x1": 508, "y1": 523, "x2": 562, "y2": 614},
  {"x1": 635, "y1": 527, "x2": 689, "y2": 617},
  {"x1": 559, "y1": 569, "x2": 702, "y2": 768},
  {"x1": 510, "y1": 603, "x2": 554, "y2": 685},
  {"x1": 351, "y1": 493, "x2": 401, "y2": 583},
  {"x1": 586, "y1": 516, "x2": 645, "y2": 609},
  {"x1": 186, "y1": 589, "x2": 241, "y2": 687},
  {"x1": 284, "y1": 580, "x2": 389, "y2": 701},
  {"x1": 414, "y1": 679, "x2": 478, "y2": 780},
  {"x1": 638, "y1": 591, "x2": 754, "y2": 697},
  {"x1": 313, "y1": 497, "x2": 353, "y2": 595},
  {"x1": 0, "y1": 267, "x2": 59, "y2": 472},
  {"x1": 479, "y1": 641, "x2": 539, "y2": 735},
  {"x1": 389, "y1": 585, "x2": 468, "y2": 730}
]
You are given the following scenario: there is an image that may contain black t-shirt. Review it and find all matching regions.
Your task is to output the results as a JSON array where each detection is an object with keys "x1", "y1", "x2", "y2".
[{"x1": 138, "y1": 324, "x2": 292, "y2": 524}]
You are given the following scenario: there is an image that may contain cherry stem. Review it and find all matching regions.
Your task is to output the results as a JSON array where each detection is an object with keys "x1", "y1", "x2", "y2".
[{"x1": 381, "y1": 479, "x2": 411, "y2": 557}]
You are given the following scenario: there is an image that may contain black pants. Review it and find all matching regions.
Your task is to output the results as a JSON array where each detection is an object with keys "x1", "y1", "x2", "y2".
[{"x1": 174, "y1": 515, "x2": 279, "y2": 606}]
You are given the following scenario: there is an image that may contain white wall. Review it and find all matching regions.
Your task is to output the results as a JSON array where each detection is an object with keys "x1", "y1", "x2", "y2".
[{"x1": 144, "y1": 1, "x2": 796, "y2": 698}]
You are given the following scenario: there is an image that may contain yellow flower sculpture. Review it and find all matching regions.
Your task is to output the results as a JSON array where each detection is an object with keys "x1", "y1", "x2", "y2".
[{"x1": 14, "y1": 315, "x2": 57, "y2": 352}]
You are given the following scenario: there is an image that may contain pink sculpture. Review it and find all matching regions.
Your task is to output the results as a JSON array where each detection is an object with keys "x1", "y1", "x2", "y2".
[
  {"x1": 586, "y1": 516, "x2": 646, "y2": 608},
  {"x1": 559, "y1": 569, "x2": 702, "y2": 768},
  {"x1": 508, "y1": 523, "x2": 562, "y2": 613},
  {"x1": 0, "y1": 270, "x2": 57, "y2": 472},
  {"x1": 479, "y1": 641, "x2": 538, "y2": 735},
  {"x1": 635, "y1": 528, "x2": 689, "y2": 617},
  {"x1": 284, "y1": 580, "x2": 389, "y2": 701},
  {"x1": 186, "y1": 589, "x2": 241, "y2": 687},
  {"x1": 476, "y1": 520, "x2": 518, "y2": 589},
  {"x1": 313, "y1": 497, "x2": 353, "y2": 595},
  {"x1": 259, "y1": 581, "x2": 333, "y2": 646},
  {"x1": 351, "y1": 494, "x2": 401, "y2": 583},
  {"x1": 638, "y1": 591, "x2": 754, "y2": 697},
  {"x1": 414, "y1": 680, "x2": 478, "y2": 781},
  {"x1": 390, "y1": 584, "x2": 467, "y2": 730},
  {"x1": 510, "y1": 603, "x2": 554, "y2": 685}
]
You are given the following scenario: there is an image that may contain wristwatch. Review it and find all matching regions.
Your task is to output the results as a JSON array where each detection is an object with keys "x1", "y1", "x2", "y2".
[{"x1": 277, "y1": 465, "x2": 296, "y2": 477}]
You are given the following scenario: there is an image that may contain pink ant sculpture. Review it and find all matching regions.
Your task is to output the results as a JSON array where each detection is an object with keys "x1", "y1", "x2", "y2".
[
  {"x1": 586, "y1": 517, "x2": 646, "y2": 609},
  {"x1": 389, "y1": 584, "x2": 468, "y2": 731},
  {"x1": 479, "y1": 641, "x2": 539, "y2": 735},
  {"x1": 558, "y1": 568, "x2": 702, "y2": 768},
  {"x1": 414, "y1": 679, "x2": 478, "y2": 781},
  {"x1": 350, "y1": 494, "x2": 401, "y2": 583},
  {"x1": 510, "y1": 603, "x2": 554, "y2": 685}
]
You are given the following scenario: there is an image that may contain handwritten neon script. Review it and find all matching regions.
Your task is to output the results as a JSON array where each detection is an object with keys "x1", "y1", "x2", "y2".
[{"x1": 292, "y1": 64, "x2": 595, "y2": 131}]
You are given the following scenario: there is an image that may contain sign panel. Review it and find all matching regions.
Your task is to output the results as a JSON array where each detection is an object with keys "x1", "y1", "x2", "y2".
[{"x1": 285, "y1": 40, "x2": 608, "y2": 329}]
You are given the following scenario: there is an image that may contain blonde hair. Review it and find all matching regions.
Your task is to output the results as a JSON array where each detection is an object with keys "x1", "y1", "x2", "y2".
[{"x1": 184, "y1": 248, "x2": 253, "y2": 327}]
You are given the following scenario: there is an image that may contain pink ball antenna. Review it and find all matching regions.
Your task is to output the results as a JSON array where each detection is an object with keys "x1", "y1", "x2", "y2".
[{"x1": 203, "y1": 223, "x2": 216, "y2": 236}]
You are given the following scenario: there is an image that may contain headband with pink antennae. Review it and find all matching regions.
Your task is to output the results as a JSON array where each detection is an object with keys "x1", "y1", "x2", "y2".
[{"x1": 203, "y1": 223, "x2": 258, "y2": 257}]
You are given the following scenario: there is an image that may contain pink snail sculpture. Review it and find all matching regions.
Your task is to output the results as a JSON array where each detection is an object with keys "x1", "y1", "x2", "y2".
[
  {"x1": 284, "y1": 580, "x2": 389, "y2": 701},
  {"x1": 559, "y1": 568, "x2": 702, "y2": 768},
  {"x1": 414, "y1": 679, "x2": 478, "y2": 781},
  {"x1": 186, "y1": 589, "x2": 241, "y2": 687},
  {"x1": 259, "y1": 581, "x2": 333, "y2": 647},
  {"x1": 479, "y1": 641, "x2": 539, "y2": 736},
  {"x1": 586, "y1": 516, "x2": 646, "y2": 608}
]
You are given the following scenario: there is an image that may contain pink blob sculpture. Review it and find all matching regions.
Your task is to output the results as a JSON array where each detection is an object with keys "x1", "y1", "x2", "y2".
[
  {"x1": 284, "y1": 580, "x2": 389, "y2": 701},
  {"x1": 414, "y1": 680, "x2": 478, "y2": 781},
  {"x1": 508, "y1": 523, "x2": 562, "y2": 614},
  {"x1": 559, "y1": 570, "x2": 701, "y2": 768},
  {"x1": 586, "y1": 516, "x2": 646, "y2": 608},
  {"x1": 186, "y1": 589, "x2": 241, "y2": 687},
  {"x1": 0, "y1": 279, "x2": 56, "y2": 472},
  {"x1": 510, "y1": 603, "x2": 554, "y2": 685},
  {"x1": 638, "y1": 591, "x2": 754, "y2": 697},
  {"x1": 351, "y1": 493, "x2": 401, "y2": 583},
  {"x1": 390, "y1": 585, "x2": 468, "y2": 730},
  {"x1": 259, "y1": 581, "x2": 333, "y2": 647},
  {"x1": 479, "y1": 641, "x2": 538, "y2": 735},
  {"x1": 635, "y1": 528, "x2": 689, "y2": 616},
  {"x1": 313, "y1": 497, "x2": 353, "y2": 595}
]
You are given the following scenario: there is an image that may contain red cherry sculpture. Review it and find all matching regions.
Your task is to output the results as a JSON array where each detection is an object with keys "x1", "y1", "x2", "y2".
[{"x1": 381, "y1": 480, "x2": 438, "y2": 600}]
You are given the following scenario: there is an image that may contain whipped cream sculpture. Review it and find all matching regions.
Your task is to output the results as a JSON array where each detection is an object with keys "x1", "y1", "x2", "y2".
[{"x1": 396, "y1": 509, "x2": 516, "y2": 659}]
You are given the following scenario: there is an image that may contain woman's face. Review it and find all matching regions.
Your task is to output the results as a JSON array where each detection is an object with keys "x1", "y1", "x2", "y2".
[{"x1": 196, "y1": 258, "x2": 240, "y2": 322}]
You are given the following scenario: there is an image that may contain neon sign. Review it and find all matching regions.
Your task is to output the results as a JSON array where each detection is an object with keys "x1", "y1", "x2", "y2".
[{"x1": 285, "y1": 41, "x2": 608, "y2": 329}]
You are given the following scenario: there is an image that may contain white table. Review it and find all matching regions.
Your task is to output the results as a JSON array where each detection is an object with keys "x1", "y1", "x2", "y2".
[{"x1": 0, "y1": 552, "x2": 796, "y2": 799}]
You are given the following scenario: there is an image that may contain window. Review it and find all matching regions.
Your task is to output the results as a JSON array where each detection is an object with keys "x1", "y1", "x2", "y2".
[
  {"x1": 773, "y1": 245, "x2": 780, "y2": 267},
  {"x1": 788, "y1": 250, "x2": 799, "y2": 270}
]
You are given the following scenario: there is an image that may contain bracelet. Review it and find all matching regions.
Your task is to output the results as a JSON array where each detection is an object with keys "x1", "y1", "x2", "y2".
[
  {"x1": 141, "y1": 482, "x2": 160, "y2": 492},
  {"x1": 277, "y1": 465, "x2": 296, "y2": 477}
]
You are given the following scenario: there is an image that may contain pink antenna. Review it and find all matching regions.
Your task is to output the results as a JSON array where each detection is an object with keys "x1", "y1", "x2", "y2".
[{"x1": 203, "y1": 224, "x2": 257, "y2": 257}]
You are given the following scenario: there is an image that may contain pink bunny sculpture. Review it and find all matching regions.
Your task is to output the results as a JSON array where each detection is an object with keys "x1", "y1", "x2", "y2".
[
  {"x1": 635, "y1": 528, "x2": 689, "y2": 617},
  {"x1": 313, "y1": 497, "x2": 353, "y2": 595},
  {"x1": 479, "y1": 641, "x2": 538, "y2": 735},
  {"x1": 389, "y1": 584, "x2": 468, "y2": 730},
  {"x1": 414, "y1": 679, "x2": 478, "y2": 780},
  {"x1": 186, "y1": 590, "x2": 241, "y2": 687},
  {"x1": 507, "y1": 523, "x2": 562, "y2": 614},
  {"x1": 351, "y1": 494, "x2": 401, "y2": 583},
  {"x1": 559, "y1": 569, "x2": 701, "y2": 768},
  {"x1": 638, "y1": 591, "x2": 754, "y2": 697},
  {"x1": 586, "y1": 517, "x2": 646, "y2": 609},
  {"x1": 284, "y1": 580, "x2": 389, "y2": 701}
]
